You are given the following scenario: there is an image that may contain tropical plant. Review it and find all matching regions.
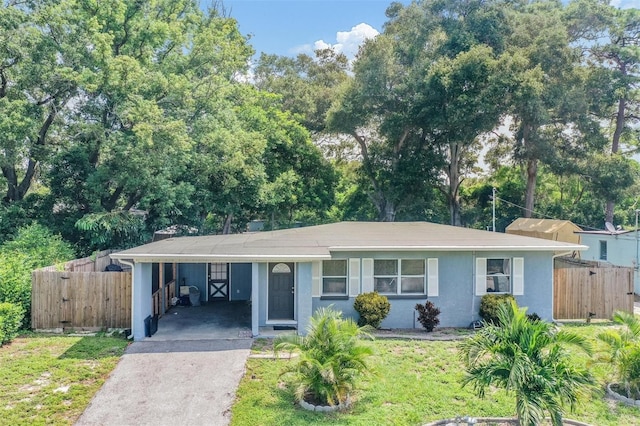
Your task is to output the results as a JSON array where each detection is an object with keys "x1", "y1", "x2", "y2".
[
  {"x1": 353, "y1": 292, "x2": 391, "y2": 329},
  {"x1": 459, "y1": 301, "x2": 594, "y2": 426},
  {"x1": 596, "y1": 310, "x2": 640, "y2": 399},
  {"x1": 415, "y1": 300, "x2": 441, "y2": 332},
  {"x1": 274, "y1": 306, "x2": 374, "y2": 407}
]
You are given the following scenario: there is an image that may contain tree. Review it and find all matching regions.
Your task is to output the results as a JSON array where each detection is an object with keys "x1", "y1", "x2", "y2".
[
  {"x1": 0, "y1": 1, "x2": 81, "y2": 202},
  {"x1": 567, "y1": 1, "x2": 640, "y2": 224},
  {"x1": 327, "y1": 29, "x2": 443, "y2": 222},
  {"x1": 459, "y1": 301, "x2": 594, "y2": 426}
]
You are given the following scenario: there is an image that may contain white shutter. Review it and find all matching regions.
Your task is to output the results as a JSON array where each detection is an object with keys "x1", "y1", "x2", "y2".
[
  {"x1": 475, "y1": 257, "x2": 487, "y2": 296},
  {"x1": 512, "y1": 257, "x2": 524, "y2": 296},
  {"x1": 362, "y1": 258, "x2": 374, "y2": 293},
  {"x1": 312, "y1": 261, "x2": 321, "y2": 297},
  {"x1": 427, "y1": 258, "x2": 439, "y2": 297},
  {"x1": 349, "y1": 258, "x2": 361, "y2": 297}
]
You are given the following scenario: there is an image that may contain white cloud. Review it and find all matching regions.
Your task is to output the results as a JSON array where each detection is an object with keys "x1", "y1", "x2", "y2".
[{"x1": 291, "y1": 23, "x2": 379, "y2": 59}]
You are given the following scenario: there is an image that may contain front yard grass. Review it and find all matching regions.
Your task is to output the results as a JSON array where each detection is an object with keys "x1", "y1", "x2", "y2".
[
  {"x1": 232, "y1": 324, "x2": 640, "y2": 426},
  {"x1": 0, "y1": 333, "x2": 128, "y2": 425}
]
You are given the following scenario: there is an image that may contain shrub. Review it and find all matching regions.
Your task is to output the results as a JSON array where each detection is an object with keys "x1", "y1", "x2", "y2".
[
  {"x1": 0, "y1": 302, "x2": 25, "y2": 346},
  {"x1": 415, "y1": 300, "x2": 440, "y2": 332},
  {"x1": 479, "y1": 293, "x2": 516, "y2": 324},
  {"x1": 0, "y1": 223, "x2": 75, "y2": 328},
  {"x1": 353, "y1": 292, "x2": 390, "y2": 328},
  {"x1": 275, "y1": 306, "x2": 374, "y2": 406},
  {"x1": 597, "y1": 310, "x2": 640, "y2": 399}
]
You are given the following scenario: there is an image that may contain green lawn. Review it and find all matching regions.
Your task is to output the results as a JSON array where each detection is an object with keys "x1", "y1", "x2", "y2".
[
  {"x1": 231, "y1": 324, "x2": 640, "y2": 426},
  {"x1": 0, "y1": 333, "x2": 129, "y2": 425}
]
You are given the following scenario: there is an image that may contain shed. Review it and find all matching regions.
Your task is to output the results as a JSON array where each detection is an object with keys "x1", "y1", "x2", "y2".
[{"x1": 506, "y1": 218, "x2": 582, "y2": 245}]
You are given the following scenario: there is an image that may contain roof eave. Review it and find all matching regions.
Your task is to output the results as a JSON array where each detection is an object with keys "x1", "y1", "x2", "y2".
[
  {"x1": 328, "y1": 245, "x2": 587, "y2": 252},
  {"x1": 110, "y1": 253, "x2": 332, "y2": 263}
]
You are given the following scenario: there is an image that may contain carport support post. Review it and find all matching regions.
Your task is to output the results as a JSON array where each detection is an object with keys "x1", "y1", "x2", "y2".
[
  {"x1": 251, "y1": 263, "x2": 259, "y2": 337},
  {"x1": 132, "y1": 263, "x2": 153, "y2": 340}
]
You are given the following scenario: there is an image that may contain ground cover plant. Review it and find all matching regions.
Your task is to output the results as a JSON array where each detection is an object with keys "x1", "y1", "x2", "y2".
[
  {"x1": 0, "y1": 334, "x2": 128, "y2": 425},
  {"x1": 232, "y1": 323, "x2": 640, "y2": 426}
]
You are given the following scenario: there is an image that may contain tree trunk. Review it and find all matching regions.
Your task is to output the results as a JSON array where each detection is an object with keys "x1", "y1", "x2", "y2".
[
  {"x1": 447, "y1": 142, "x2": 462, "y2": 226},
  {"x1": 222, "y1": 214, "x2": 233, "y2": 234},
  {"x1": 524, "y1": 158, "x2": 538, "y2": 218},
  {"x1": 605, "y1": 96, "x2": 626, "y2": 224}
]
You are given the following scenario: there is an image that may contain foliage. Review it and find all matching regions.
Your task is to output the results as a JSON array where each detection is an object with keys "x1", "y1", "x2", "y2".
[
  {"x1": 459, "y1": 301, "x2": 594, "y2": 426},
  {"x1": 0, "y1": 302, "x2": 24, "y2": 346},
  {"x1": 0, "y1": 223, "x2": 75, "y2": 327},
  {"x1": 479, "y1": 293, "x2": 516, "y2": 324},
  {"x1": 596, "y1": 310, "x2": 640, "y2": 399},
  {"x1": 353, "y1": 292, "x2": 391, "y2": 329},
  {"x1": 415, "y1": 300, "x2": 441, "y2": 332},
  {"x1": 274, "y1": 306, "x2": 374, "y2": 406},
  {"x1": 233, "y1": 324, "x2": 639, "y2": 426},
  {"x1": 75, "y1": 211, "x2": 149, "y2": 251}
]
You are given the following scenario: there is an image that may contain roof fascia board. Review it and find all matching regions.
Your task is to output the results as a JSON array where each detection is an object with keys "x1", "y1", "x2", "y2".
[
  {"x1": 110, "y1": 254, "x2": 331, "y2": 263},
  {"x1": 328, "y1": 245, "x2": 587, "y2": 252}
]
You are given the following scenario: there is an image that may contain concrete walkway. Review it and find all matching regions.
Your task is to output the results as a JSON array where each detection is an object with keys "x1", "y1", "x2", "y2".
[{"x1": 75, "y1": 339, "x2": 252, "y2": 426}]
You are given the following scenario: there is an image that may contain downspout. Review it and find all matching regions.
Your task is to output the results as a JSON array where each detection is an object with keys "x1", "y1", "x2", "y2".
[
  {"x1": 118, "y1": 259, "x2": 135, "y2": 339},
  {"x1": 551, "y1": 251, "x2": 573, "y2": 323}
]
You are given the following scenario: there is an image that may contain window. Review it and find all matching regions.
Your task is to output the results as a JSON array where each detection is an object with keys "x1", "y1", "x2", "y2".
[
  {"x1": 599, "y1": 241, "x2": 607, "y2": 260},
  {"x1": 322, "y1": 260, "x2": 347, "y2": 295},
  {"x1": 486, "y1": 258, "x2": 511, "y2": 293},
  {"x1": 374, "y1": 259, "x2": 425, "y2": 295}
]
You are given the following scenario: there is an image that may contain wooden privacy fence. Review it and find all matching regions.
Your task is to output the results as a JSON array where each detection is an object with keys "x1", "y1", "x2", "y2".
[
  {"x1": 554, "y1": 259, "x2": 634, "y2": 320},
  {"x1": 37, "y1": 249, "x2": 126, "y2": 272},
  {"x1": 32, "y1": 271, "x2": 131, "y2": 331}
]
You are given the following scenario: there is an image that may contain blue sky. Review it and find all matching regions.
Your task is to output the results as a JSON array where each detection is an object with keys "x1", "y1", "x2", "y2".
[
  {"x1": 220, "y1": 0, "x2": 406, "y2": 59},
  {"x1": 217, "y1": 0, "x2": 640, "y2": 61}
]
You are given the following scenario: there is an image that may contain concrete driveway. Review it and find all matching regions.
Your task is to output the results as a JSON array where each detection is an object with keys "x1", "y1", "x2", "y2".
[{"x1": 75, "y1": 339, "x2": 252, "y2": 426}]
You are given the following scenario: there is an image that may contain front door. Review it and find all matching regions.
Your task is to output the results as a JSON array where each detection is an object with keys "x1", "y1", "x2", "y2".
[
  {"x1": 268, "y1": 263, "x2": 294, "y2": 320},
  {"x1": 208, "y1": 263, "x2": 229, "y2": 301}
]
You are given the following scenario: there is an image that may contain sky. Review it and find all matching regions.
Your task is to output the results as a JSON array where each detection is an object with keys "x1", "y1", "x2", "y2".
[
  {"x1": 216, "y1": 0, "x2": 639, "y2": 61},
  {"x1": 219, "y1": 0, "x2": 407, "y2": 60}
]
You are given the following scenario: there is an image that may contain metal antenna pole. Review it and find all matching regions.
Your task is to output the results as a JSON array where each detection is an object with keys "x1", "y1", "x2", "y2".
[{"x1": 492, "y1": 187, "x2": 496, "y2": 232}]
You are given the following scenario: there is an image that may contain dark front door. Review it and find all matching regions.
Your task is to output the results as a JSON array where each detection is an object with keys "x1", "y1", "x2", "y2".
[
  {"x1": 208, "y1": 263, "x2": 229, "y2": 301},
  {"x1": 268, "y1": 263, "x2": 294, "y2": 320}
]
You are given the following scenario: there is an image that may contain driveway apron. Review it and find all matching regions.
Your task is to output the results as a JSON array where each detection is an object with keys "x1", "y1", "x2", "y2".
[{"x1": 75, "y1": 339, "x2": 252, "y2": 426}]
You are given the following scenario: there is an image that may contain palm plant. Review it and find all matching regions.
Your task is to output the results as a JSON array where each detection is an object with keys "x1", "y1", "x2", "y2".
[
  {"x1": 275, "y1": 306, "x2": 374, "y2": 406},
  {"x1": 459, "y1": 301, "x2": 594, "y2": 426},
  {"x1": 597, "y1": 310, "x2": 640, "y2": 399}
]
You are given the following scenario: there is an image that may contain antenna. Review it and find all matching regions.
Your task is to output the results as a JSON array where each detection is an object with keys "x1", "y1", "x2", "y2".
[{"x1": 605, "y1": 222, "x2": 616, "y2": 233}]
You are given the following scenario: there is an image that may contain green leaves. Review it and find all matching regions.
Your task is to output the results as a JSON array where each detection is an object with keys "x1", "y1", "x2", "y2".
[
  {"x1": 459, "y1": 301, "x2": 594, "y2": 426},
  {"x1": 275, "y1": 306, "x2": 374, "y2": 406}
]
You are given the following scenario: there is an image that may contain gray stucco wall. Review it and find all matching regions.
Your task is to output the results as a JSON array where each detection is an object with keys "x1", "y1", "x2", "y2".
[
  {"x1": 312, "y1": 250, "x2": 555, "y2": 329},
  {"x1": 258, "y1": 263, "x2": 268, "y2": 326},
  {"x1": 296, "y1": 262, "x2": 313, "y2": 333}
]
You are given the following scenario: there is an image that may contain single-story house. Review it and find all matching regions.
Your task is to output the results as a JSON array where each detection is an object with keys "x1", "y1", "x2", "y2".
[
  {"x1": 576, "y1": 228, "x2": 640, "y2": 295},
  {"x1": 111, "y1": 221, "x2": 586, "y2": 341}
]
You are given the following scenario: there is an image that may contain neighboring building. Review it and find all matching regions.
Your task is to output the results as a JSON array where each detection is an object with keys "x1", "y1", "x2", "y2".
[
  {"x1": 111, "y1": 222, "x2": 585, "y2": 341},
  {"x1": 506, "y1": 218, "x2": 582, "y2": 256},
  {"x1": 576, "y1": 229, "x2": 640, "y2": 295}
]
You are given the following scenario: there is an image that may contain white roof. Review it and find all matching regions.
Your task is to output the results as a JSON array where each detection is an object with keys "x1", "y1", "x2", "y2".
[{"x1": 111, "y1": 221, "x2": 586, "y2": 263}]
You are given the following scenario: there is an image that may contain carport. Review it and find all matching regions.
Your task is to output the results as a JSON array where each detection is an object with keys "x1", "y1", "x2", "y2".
[{"x1": 147, "y1": 301, "x2": 252, "y2": 340}]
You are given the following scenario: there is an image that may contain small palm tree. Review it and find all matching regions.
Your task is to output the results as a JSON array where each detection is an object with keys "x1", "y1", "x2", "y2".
[
  {"x1": 597, "y1": 310, "x2": 640, "y2": 399},
  {"x1": 459, "y1": 301, "x2": 594, "y2": 426},
  {"x1": 275, "y1": 306, "x2": 374, "y2": 406}
]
